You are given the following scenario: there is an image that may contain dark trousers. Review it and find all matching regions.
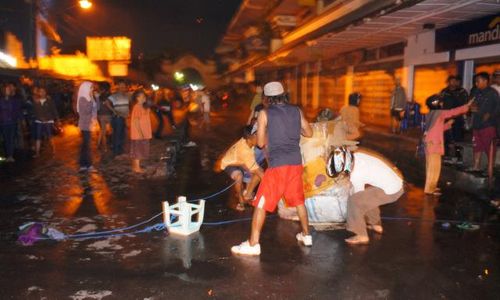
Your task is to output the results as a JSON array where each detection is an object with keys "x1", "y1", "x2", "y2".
[
  {"x1": 111, "y1": 116, "x2": 126, "y2": 155},
  {"x1": 155, "y1": 110, "x2": 175, "y2": 137},
  {"x1": 444, "y1": 117, "x2": 464, "y2": 156},
  {"x1": 79, "y1": 130, "x2": 91, "y2": 167},
  {"x1": 0, "y1": 123, "x2": 17, "y2": 158}
]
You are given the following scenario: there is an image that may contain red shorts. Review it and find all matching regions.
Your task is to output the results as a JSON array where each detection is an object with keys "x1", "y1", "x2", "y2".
[
  {"x1": 473, "y1": 127, "x2": 497, "y2": 153},
  {"x1": 252, "y1": 165, "x2": 305, "y2": 212}
]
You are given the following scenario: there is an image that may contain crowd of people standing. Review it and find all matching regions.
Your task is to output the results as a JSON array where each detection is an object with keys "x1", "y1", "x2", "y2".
[
  {"x1": 0, "y1": 77, "x2": 73, "y2": 163},
  {"x1": 0, "y1": 76, "x2": 212, "y2": 174}
]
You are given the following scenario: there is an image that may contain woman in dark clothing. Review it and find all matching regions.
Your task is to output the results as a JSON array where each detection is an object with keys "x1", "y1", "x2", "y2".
[
  {"x1": 96, "y1": 82, "x2": 112, "y2": 151},
  {"x1": 33, "y1": 86, "x2": 59, "y2": 158},
  {"x1": 154, "y1": 88, "x2": 176, "y2": 138}
]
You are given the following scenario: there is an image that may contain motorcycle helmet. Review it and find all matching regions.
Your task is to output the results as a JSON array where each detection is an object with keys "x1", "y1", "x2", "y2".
[{"x1": 326, "y1": 146, "x2": 355, "y2": 178}]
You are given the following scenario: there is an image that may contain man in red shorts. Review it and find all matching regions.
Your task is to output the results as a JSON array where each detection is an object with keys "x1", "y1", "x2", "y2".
[
  {"x1": 470, "y1": 72, "x2": 498, "y2": 171},
  {"x1": 231, "y1": 81, "x2": 313, "y2": 256}
]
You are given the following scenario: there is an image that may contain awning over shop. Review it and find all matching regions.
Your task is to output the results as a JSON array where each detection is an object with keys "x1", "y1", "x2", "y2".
[{"x1": 226, "y1": 0, "x2": 500, "y2": 75}]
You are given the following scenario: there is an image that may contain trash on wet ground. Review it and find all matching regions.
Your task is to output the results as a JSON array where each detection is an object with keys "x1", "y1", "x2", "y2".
[
  {"x1": 441, "y1": 222, "x2": 451, "y2": 229},
  {"x1": 70, "y1": 290, "x2": 112, "y2": 300},
  {"x1": 18, "y1": 222, "x2": 65, "y2": 245},
  {"x1": 122, "y1": 249, "x2": 142, "y2": 258}
]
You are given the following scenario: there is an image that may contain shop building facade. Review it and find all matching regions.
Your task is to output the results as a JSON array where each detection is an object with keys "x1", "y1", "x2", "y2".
[{"x1": 218, "y1": 0, "x2": 500, "y2": 127}]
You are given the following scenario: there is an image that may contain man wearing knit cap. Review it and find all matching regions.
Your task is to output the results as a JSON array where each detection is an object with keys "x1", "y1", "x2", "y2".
[{"x1": 231, "y1": 81, "x2": 313, "y2": 256}]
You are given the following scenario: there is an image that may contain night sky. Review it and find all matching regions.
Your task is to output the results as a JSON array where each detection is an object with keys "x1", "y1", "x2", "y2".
[{"x1": 1, "y1": 0, "x2": 242, "y2": 59}]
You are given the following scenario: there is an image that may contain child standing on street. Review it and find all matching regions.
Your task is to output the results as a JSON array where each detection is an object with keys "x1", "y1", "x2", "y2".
[
  {"x1": 130, "y1": 90, "x2": 152, "y2": 173},
  {"x1": 423, "y1": 95, "x2": 473, "y2": 195}
]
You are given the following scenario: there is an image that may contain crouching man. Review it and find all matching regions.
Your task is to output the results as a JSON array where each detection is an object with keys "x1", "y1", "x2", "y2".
[
  {"x1": 328, "y1": 148, "x2": 404, "y2": 245},
  {"x1": 219, "y1": 125, "x2": 264, "y2": 211}
]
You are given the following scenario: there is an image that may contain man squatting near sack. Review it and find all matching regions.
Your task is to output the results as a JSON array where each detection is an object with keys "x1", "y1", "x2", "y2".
[
  {"x1": 328, "y1": 148, "x2": 405, "y2": 245},
  {"x1": 231, "y1": 81, "x2": 313, "y2": 256}
]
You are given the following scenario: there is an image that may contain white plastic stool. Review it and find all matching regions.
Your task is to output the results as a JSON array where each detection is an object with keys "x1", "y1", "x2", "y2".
[{"x1": 163, "y1": 196, "x2": 205, "y2": 236}]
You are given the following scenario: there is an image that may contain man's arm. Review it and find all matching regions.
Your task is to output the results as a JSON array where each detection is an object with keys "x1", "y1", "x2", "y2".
[
  {"x1": 300, "y1": 109, "x2": 313, "y2": 137},
  {"x1": 105, "y1": 97, "x2": 119, "y2": 116},
  {"x1": 257, "y1": 110, "x2": 267, "y2": 148}
]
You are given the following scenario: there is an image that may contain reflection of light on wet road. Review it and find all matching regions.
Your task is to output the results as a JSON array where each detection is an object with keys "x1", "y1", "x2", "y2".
[
  {"x1": 89, "y1": 173, "x2": 113, "y2": 215},
  {"x1": 401, "y1": 184, "x2": 437, "y2": 257},
  {"x1": 60, "y1": 195, "x2": 83, "y2": 216},
  {"x1": 61, "y1": 124, "x2": 81, "y2": 136},
  {"x1": 162, "y1": 233, "x2": 205, "y2": 269},
  {"x1": 402, "y1": 184, "x2": 436, "y2": 220},
  {"x1": 57, "y1": 172, "x2": 114, "y2": 217}
]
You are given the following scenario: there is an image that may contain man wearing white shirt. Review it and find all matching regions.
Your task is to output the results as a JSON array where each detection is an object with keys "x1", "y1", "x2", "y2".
[
  {"x1": 199, "y1": 88, "x2": 210, "y2": 129},
  {"x1": 345, "y1": 150, "x2": 404, "y2": 245}
]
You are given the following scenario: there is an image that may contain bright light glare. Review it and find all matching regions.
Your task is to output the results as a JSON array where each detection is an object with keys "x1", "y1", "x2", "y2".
[
  {"x1": 151, "y1": 84, "x2": 159, "y2": 91},
  {"x1": 0, "y1": 51, "x2": 17, "y2": 67},
  {"x1": 79, "y1": 0, "x2": 92, "y2": 9},
  {"x1": 174, "y1": 71, "x2": 184, "y2": 81}
]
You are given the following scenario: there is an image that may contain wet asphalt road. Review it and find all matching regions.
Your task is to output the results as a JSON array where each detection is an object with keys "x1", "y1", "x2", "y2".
[{"x1": 0, "y1": 101, "x2": 499, "y2": 300}]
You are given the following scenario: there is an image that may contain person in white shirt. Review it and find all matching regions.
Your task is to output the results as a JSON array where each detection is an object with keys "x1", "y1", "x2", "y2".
[
  {"x1": 344, "y1": 149, "x2": 404, "y2": 244},
  {"x1": 106, "y1": 80, "x2": 130, "y2": 157},
  {"x1": 199, "y1": 88, "x2": 211, "y2": 129}
]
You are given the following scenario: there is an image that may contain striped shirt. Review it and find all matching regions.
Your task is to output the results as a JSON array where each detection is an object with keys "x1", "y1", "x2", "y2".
[{"x1": 108, "y1": 92, "x2": 130, "y2": 117}]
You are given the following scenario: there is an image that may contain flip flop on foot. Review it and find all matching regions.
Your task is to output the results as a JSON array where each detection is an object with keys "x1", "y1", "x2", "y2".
[{"x1": 345, "y1": 235, "x2": 369, "y2": 245}]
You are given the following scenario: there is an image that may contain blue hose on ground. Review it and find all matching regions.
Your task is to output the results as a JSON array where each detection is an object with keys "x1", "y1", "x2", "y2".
[
  {"x1": 63, "y1": 212, "x2": 165, "y2": 239},
  {"x1": 187, "y1": 181, "x2": 237, "y2": 202},
  {"x1": 30, "y1": 179, "x2": 498, "y2": 243}
]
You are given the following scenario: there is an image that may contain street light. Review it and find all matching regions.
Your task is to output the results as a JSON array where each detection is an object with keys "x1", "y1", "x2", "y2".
[
  {"x1": 79, "y1": 0, "x2": 93, "y2": 10},
  {"x1": 174, "y1": 71, "x2": 185, "y2": 82}
]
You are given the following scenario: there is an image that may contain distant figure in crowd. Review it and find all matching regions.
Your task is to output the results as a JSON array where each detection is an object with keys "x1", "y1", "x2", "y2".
[
  {"x1": 423, "y1": 95, "x2": 473, "y2": 195},
  {"x1": 33, "y1": 86, "x2": 59, "y2": 158},
  {"x1": 77, "y1": 81, "x2": 97, "y2": 172},
  {"x1": 342, "y1": 149, "x2": 404, "y2": 244},
  {"x1": 154, "y1": 88, "x2": 176, "y2": 139},
  {"x1": 218, "y1": 125, "x2": 264, "y2": 211},
  {"x1": 340, "y1": 92, "x2": 363, "y2": 140},
  {"x1": 96, "y1": 82, "x2": 112, "y2": 152},
  {"x1": 390, "y1": 78, "x2": 407, "y2": 134},
  {"x1": 469, "y1": 72, "x2": 498, "y2": 171},
  {"x1": 107, "y1": 80, "x2": 130, "y2": 157},
  {"x1": 199, "y1": 88, "x2": 211, "y2": 129},
  {"x1": 247, "y1": 81, "x2": 263, "y2": 125},
  {"x1": 232, "y1": 81, "x2": 313, "y2": 256},
  {"x1": 0, "y1": 82, "x2": 22, "y2": 162},
  {"x1": 401, "y1": 97, "x2": 422, "y2": 132},
  {"x1": 492, "y1": 70, "x2": 500, "y2": 138},
  {"x1": 440, "y1": 75, "x2": 468, "y2": 158},
  {"x1": 130, "y1": 89, "x2": 152, "y2": 173}
]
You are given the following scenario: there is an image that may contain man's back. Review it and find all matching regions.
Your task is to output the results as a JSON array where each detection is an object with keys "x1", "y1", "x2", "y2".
[{"x1": 267, "y1": 103, "x2": 301, "y2": 167}]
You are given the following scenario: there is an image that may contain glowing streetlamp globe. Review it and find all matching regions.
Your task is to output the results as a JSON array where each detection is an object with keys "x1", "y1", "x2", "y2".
[
  {"x1": 79, "y1": 0, "x2": 93, "y2": 9},
  {"x1": 174, "y1": 71, "x2": 185, "y2": 82}
]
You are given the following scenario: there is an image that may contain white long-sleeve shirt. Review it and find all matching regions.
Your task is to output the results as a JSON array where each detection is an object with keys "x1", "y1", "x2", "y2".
[{"x1": 350, "y1": 152, "x2": 403, "y2": 195}]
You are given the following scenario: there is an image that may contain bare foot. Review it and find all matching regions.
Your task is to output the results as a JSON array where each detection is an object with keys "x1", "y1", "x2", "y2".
[
  {"x1": 367, "y1": 224, "x2": 383, "y2": 234},
  {"x1": 235, "y1": 202, "x2": 245, "y2": 211},
  {"x1": 345, "y1": 235, "x2": 369, "y2": 245}
]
